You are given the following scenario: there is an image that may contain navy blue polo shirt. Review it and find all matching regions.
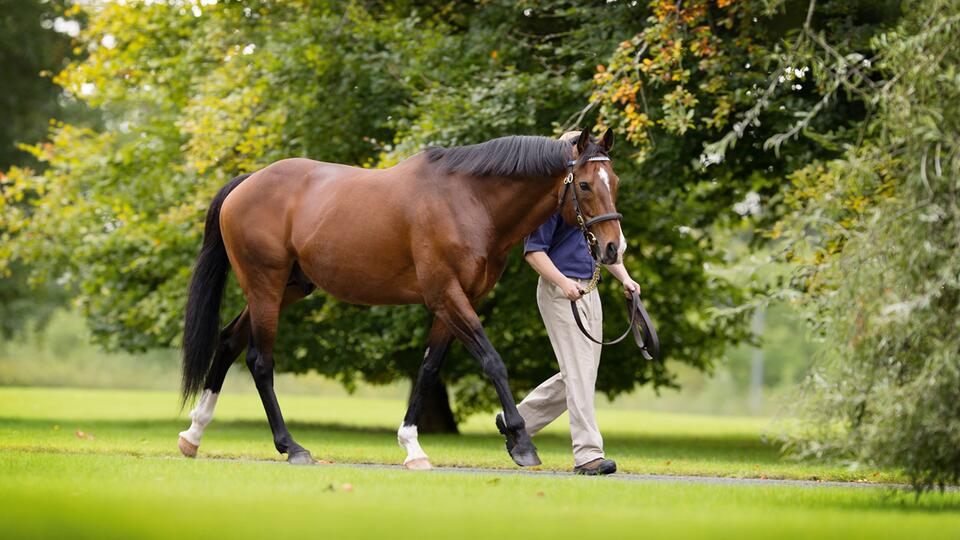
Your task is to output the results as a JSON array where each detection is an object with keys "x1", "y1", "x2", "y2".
[{"x1": 524, "y1": 212, "x2": 596, "y2": 279}]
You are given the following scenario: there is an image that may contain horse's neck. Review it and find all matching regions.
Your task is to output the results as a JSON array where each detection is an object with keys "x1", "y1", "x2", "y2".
[{"x1": 481, "y1": 174, "x2": 564, "y2": 253}]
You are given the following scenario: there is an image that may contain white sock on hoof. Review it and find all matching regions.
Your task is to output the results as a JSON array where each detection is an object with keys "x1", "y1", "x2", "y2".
[
  {"x1": 397, "y1": 424, "x2": 428, "y2": 464},
  {"x1": 179, "y1": 389, "x2": 219, "y2": 447}
]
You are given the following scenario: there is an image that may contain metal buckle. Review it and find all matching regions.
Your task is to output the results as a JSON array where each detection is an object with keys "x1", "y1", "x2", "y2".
[{"x1": 586, "y1": 231, "x2": 598, "y2": 247}]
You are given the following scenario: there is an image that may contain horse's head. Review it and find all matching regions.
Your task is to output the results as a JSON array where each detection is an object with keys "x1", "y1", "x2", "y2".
[{"x1": 558, "y1": 128, "x2": 625, "y2": 265}]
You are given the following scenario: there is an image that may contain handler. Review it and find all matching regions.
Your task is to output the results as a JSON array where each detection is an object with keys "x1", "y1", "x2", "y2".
[{"x1": 497, "y1": 133, "x2": 640, "y2": 476}]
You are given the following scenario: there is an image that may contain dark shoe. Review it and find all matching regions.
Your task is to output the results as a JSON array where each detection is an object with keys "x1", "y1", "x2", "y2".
[
  {"x1": 574, "y1": 458, "x2": 617, "y2": 476},
  {"x1": 495, "y1": 413, "x2": 515, "y2": 453}
]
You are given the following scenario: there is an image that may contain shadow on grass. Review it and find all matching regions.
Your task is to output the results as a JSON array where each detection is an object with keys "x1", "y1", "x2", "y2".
[{"x1": 1, "y1": 415, "x2": 790, "y2": 465}]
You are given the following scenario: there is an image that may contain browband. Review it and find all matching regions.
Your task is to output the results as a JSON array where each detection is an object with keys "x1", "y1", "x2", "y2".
[{"x1": 567, "y1": 156, "x2": 611, "y2": 166}]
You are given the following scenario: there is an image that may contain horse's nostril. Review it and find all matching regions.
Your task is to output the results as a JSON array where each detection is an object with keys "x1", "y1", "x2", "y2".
[{"x1": 605, "y1": 242, "x2": 618, "y2": 260}]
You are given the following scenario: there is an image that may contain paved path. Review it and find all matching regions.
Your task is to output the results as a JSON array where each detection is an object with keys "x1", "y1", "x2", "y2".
[
  {"x1": 316, "y1": 462, "x2": 916, "y2": 490},
  {"x1": 187, "y1": 455, "x2": 927, "y2": 490}
]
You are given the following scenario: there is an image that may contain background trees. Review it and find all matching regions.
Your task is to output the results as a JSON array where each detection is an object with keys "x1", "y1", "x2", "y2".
[
  {"x1": 0, "y1": 0, "x2": 86, "y2": 339},
  {"x1": 0, "y1": 0, "x2": 886, "y2": 420},
  {"x1": 772, "y1": 0, "x2": 960, "y2": 490},
  {"x1": 4, "y1": 0, "x2": 960, "y2": 492},
  {"x1": 2, "y1": 0, "x2": 755, "y2": 431}
]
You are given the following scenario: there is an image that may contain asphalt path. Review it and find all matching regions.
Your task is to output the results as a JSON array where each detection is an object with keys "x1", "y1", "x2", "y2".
[{"x1": 166, "y1": 454, "x2": 936, "y2": 490}]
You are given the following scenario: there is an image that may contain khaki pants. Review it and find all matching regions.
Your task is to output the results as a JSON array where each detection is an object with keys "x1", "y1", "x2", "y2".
[{"x1": 517, "y1": 276, "x2": 604, "y2": 466}]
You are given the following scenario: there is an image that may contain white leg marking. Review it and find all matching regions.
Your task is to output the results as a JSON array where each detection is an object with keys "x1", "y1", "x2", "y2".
[
  {"x1": 598, "y1": 168, "x2": 610, "y2": 190},
  {"x1": 179, "y1": 389, "x2": 219, "y2": 446},
  {"x1": 397, "y1": 424, "x2": 428, "y2": 464}
]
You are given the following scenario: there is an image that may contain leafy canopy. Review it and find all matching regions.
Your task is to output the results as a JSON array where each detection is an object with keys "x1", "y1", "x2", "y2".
[{"x1": 0, "y1": 0, "x2": 897, "y2": 423}]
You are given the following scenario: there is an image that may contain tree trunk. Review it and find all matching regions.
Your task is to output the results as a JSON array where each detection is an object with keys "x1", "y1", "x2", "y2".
[{"x1": 410, "y1": 377, "x2": 459, "y2": 434}]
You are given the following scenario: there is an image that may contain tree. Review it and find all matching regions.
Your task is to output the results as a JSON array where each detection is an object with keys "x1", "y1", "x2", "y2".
[
  {"x1": 0, "y1": 0, "x2": 90, "y2": 339},
  {"x1": 0, "y1": 0, "x2": 79, "y2": 168},
  {"x1": 1, "y1": 0, "x2": 892, "y2": 432},
  {"x1": 770, "y1": 0, "x2": 960, "y2": 491}
]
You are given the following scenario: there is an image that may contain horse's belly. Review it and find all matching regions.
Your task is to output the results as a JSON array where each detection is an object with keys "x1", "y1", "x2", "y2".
[
  {"x1": 305, "y1": 257, "x2": 422, "y2": 305},
  {"x1": 296, "y1": 227, "x2": 422, "y2": 305}
]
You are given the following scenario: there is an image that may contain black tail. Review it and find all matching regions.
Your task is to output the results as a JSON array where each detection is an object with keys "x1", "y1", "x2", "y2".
[{"x1": 180, "y1": 173, "x2": 252, "y2": 405}]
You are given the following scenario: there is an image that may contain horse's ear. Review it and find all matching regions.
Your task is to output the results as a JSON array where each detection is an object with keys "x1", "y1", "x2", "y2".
[
  {"x1": 601, "y1": 128, "x2": 614, "y2": 151},
  {"x1": 576, "y1": 129, "x2": 590, "y2": 155}
]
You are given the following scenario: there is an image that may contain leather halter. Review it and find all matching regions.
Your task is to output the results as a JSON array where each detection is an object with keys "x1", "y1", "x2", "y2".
[
  {"x1": 559, "y1": 155, "x2": 661, "y2": 358},
  {"x1": 559, "y1": 156, "x2": 623, "y2": 257}
]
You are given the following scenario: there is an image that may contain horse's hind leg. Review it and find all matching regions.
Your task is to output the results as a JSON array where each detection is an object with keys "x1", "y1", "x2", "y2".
[
  {"x1": 177, "y1": 266, "x2": 312, "y2": 459},
  {"x1": 398, "y1": 317, "x2": 454, "y2": 470},
  {"x1": 178, "y1": 309, "x2": 251, "y2": 457},
  {"x1": 245, "y1": 271, "x2": 314, "y2": 465}
]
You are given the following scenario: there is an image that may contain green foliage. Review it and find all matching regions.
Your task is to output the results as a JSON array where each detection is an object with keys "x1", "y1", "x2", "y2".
[
  {"x1": 2, "y1": 0, "x2": 904, "y2": 425},
  {"x1": 772, "y1": 0, "x2": 960, "y2": 491},
  {"x1": 0, "y1": 0, "x2": 760, "y2": 421},
  {"x1": 0, "y1": 0, "x2": 78, "y2": 169},
  {"x1": 0, "y1": 0, "x2": 92, "y2": 337},
  {"x1": 0, "y1": 262, "x2": 64, "y2": 341}
]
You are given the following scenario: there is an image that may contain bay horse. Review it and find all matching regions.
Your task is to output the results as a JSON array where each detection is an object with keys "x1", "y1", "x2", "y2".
[{"x1": 177, "y1": 128, "x2": 624, "y2": 469}]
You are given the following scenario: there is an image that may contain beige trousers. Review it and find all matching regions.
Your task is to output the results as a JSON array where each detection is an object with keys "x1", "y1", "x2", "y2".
[{"x1": 517, "y1": 276, "x2": 604, "y2": 466}]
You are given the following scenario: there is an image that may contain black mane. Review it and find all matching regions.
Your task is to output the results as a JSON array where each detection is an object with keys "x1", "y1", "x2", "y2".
[{"x1": 424, "y1": 135, "x2": 574, "y2": 179}]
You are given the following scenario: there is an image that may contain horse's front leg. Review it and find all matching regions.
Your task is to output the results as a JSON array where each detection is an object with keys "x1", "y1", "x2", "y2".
[
  {"x1": 429, "y1": 285, "x2": 541, "y2": 467},
  {"x1": 398, "y1": 317, "x2": 454, "y2": 470}
]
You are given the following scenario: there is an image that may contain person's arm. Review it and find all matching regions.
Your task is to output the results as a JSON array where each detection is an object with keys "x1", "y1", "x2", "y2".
[
  {"x1": 603, "y1": 262, "x2": 640, "y2": 297},
  {"x1": 525, "y1": 251, "x2": 586, "y2": 301}
]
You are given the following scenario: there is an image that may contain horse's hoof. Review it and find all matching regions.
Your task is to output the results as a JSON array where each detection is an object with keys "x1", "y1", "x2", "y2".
[
  {"x1": 178, "y1": 436, "x2": 198, "y2": 458},
  {"x1": 287, "y1": 449, "x2": 314, "y2": 465},
  {"x1": 404, "y1": 458, "x2": 433, "y2": 470},
  {"x1": 510, "y1": 447, "x2": 542, "y2": 467}
]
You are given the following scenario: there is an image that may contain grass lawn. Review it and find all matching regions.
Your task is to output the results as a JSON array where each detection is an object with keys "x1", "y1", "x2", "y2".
[
  {"x1": 0, "y1": 386, "x2": 892, "y2": 482},
  {"x1": 3, "y1": 452, "x2": 960, "y2": 540},
  {"x1": 3, "y1": 387, "x2": 960, "y2": 539}
]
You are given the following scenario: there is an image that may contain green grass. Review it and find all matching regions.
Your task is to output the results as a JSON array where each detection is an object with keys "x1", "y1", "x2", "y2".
[
  {"x1": 0, "y1": 386, "x2": 892, "y2": 482},
  {"x1": 3, "y1": 387, "x2": 960, "y2": 539},
  {"x1": 4, "y1": 450, "x2": 960, "y2": 539}
]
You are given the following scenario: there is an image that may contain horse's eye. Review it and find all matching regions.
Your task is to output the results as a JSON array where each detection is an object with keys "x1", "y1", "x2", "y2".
[{"x1": 578, "y1": 182, "x2": 591, "y2": 191}]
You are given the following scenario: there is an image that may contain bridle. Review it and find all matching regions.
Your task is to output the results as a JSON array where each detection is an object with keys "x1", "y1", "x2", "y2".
[
  {"x1": 559, "y1": 156, "x2": 623, "y2": 260},
  {"x1": 558, "y1": 155, "x2": 660, "y2": 359}
]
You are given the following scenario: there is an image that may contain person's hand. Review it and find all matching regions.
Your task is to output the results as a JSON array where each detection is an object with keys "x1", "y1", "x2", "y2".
[
  {"x1": 559, "y1": 278, "x2": 585, "y2": 301},
  {"x1": 621, "y1": 277, "x2": 641, "y2": 298}
]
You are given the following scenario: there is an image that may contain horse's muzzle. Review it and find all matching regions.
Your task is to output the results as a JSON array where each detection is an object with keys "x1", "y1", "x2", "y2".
[{"x1": 601, "y1": 242, "x2": 619, "y2": 265}]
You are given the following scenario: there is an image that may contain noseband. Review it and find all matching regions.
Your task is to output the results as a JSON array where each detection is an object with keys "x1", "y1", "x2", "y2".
[{"x1": 559, "y1": 156, "x2": 623, "y2": 258}]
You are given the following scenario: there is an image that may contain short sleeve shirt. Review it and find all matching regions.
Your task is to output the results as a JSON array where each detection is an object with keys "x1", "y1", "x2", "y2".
[{"x1": 524, "y1": 212, "x2": 596, "y2": 279}]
